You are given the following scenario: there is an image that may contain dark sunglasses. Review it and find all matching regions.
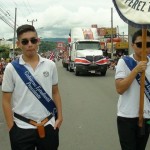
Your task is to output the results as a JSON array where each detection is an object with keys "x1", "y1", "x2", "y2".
[
  {"x1": 21, "y1": 38, "x2": 38, "y2": 45},
  {"x1": 134, "y1": 42, "x2": 150, "y2": 48}
]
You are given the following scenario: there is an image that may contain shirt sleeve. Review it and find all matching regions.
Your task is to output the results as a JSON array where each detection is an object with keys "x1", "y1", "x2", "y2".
[
  {"x1": 115, "y1": 58, "x2": 129, "y2": 80},
  {"x1": 52, "y1": 63, "x2": 58, "y2": 85},
  {"x1": 2, "y1": 63, "x2": 14, "y2": 92}
]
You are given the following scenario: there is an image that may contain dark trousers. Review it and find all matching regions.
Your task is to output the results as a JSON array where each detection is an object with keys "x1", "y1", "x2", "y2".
[
  {"x1": 117, "y1": 116, "x2": 150, "y2": 150},
  {"x1": 9, "y1": 123, "x2": 59, "y2": 150}
]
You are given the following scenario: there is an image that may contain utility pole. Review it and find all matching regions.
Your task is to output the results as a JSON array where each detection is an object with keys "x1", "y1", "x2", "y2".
[
  {"x1": 111, "y1": 7, "x2": 113, "y2": 59},
  {"x1": 13, "y1": 8, "x2": 17, "y2": 59},
  {"x1": 27, "y1": 19, "x2": 37, "y2": 26},
  {"x1": 122, "y1": 32, "x2": 124, "y2": 41},
  {"x1": 117, "y1": 25, "x2": 119, "y2": 37}
]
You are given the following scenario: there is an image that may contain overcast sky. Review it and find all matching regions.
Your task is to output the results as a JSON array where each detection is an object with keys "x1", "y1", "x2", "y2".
[{"x1": 0, "y1": 0, "x2": 128, "y2": 39}]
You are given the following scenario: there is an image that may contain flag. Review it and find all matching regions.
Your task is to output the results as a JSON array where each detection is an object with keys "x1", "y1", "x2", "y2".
[{"x1": 49, "y1": 52, "x2": 55, "y2": 60}]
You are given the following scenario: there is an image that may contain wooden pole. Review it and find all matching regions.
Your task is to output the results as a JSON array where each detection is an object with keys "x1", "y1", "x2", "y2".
[{"x1": 139, "y1": 28, "x2": 147, "y2": 127}]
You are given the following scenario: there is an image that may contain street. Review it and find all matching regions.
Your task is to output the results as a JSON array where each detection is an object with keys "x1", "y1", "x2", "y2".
[{"x1": 0, "y1": 60, "x2": 150, "y2": 150}]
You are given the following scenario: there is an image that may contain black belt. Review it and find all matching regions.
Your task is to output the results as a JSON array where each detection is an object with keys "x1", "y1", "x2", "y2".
[
  {"x1": 14, "y1": 112, "x2": 53, "y2": 138},
  {"x1": 14, "y1": 112, "x2": 53, "y2": 125}
]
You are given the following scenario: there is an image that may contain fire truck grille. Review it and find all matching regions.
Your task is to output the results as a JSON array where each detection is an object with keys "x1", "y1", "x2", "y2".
[{"x1": 86, "y1": 56, "x2": 103, "y2": 62}]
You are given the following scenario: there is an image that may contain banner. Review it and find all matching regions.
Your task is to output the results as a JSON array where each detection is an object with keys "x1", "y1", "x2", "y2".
[
  {"x1": 115, "y1": 42, "x2": 128, "y2": 49},
  {"x1": 82, "y1": 28, "x2": 94, "y2": 39},
  {"x1": 98, "y1": 28, "x2": 116, "y2": 38},
  {"x1": 113, "y1": 0, "x2": 150, "y2": 28},
  {"x1": 70, "y1": 28, "x2": 99, "y2": 41}
]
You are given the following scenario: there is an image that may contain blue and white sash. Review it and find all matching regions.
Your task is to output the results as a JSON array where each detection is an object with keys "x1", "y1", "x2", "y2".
[
  {"x1": 123, "y1": 56, "x2": 150, "y2": 102},
  {"x1": 11, "y1": 59, "x2": 57, "y2": 118}
]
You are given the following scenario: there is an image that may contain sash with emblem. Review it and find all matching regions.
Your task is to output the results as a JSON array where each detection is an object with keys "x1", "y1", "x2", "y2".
[{"x1": 11, "y1": 59, "x2": 57, "y2": 119}]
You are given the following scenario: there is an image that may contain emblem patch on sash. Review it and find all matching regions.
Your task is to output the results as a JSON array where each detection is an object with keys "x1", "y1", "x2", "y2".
[{"x1": 43, "y1": 71, "x2": 49, "y2": 77}]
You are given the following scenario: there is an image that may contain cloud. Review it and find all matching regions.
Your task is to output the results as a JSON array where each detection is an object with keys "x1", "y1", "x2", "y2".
[
  {"x1": 0, "y1": 0, "x2": 128, "y2": 39},
  {"x1": 29, "y1": 5, "x2": 127, "y2": 38}
]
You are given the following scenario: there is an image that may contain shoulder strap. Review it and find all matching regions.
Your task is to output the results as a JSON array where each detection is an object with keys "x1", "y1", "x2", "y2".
[
  {"x1": 122, "y1": 56, "x2": 137, "y2": 70},
  {"x1": 123, "y1": 56, "x2": 150, "y2": 102},
  {"x1": 11, "y1": 59, "x2": 57, "y2": 118}
]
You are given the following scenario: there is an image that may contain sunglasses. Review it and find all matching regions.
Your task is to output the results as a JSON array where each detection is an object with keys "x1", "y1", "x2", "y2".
[
  {"x1": 134, "y1": 42, "x2": 150, "y2": 48},
  {"x1": 21, "y1": 38, "x2": 38, "y2": 45}
]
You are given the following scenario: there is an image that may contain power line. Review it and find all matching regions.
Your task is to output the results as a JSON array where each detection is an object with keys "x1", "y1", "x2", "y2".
[
  {"x1": 0, "y1": 14, "x2": 14, "y2": 29},
  {"x1": 0, "y1": 0, "x2": 15, "y2": 17},
  {"x1": 0, "y1": 0, "x2": 37, "y2": 30},
  {"x1": 0, "y1": 6, "x2": 19, "y2": 28},
  {"x1": 10, "y1": 0, "x2": 24, "y2": 18},
  {"x1": 22, "y1": 0, "x2": 32, "y2": 16},
  {"x1": 0, "y1": 7, "x2": 14, "y2": 28},
  {"x1": 26, "y1": 0, "x2": 34, "y2": 14}
]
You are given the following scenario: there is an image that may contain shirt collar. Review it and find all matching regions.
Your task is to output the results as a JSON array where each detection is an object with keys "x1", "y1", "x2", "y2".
[{"x1": 18, "y1": 54, "x2": 45, "y2": 65}]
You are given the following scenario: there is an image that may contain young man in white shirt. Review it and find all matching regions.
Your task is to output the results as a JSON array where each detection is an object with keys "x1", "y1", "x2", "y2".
[
  {"x1": 115, "y1": 29, "x2": 150, "y2": 150},
  {"x1": 2, "y1": 24, "x2": 63, "y2": 150}
]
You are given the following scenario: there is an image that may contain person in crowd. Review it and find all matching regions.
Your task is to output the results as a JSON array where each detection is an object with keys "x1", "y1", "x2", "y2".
[
  {"x1": 0, "y1": 61, "x2": 3, "y2": 85},
  {"x1": 115, "y1": 29, "x2": 150, "y2": 150},
  {"x1": 0, "y1": 59, "x2": 3, "y2": 74},
  {"x1": 1, "y1": 58, "x2": 7, "y2": 73},
  {"x1": 2, "y1": 24, "x2": 63, "y2": 150}
]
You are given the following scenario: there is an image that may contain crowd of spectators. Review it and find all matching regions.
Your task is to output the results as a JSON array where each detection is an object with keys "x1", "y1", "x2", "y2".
[
  {"x1": 107, "y1": 54, "x2": 126, "y2": 70},
  {"x1": 0, "y1": 57, "x2": 13, "y2": 85}
]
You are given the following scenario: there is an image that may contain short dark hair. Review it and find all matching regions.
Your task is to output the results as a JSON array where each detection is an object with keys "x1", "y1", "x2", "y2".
[
  {"x1": 16, "y1": 24, "x2": 37, "y2": 39},
  {"x1": 132, "y1": 29, "x2": 150, "y2": 43}
]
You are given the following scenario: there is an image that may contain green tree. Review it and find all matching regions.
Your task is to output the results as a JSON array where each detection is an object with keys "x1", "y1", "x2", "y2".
[
  {"x1": 39, "y1": 41, "x2": 57, "y2": 53},
  {"x1": 0, "y1": 45, "x2": 10, "y2": 58}
]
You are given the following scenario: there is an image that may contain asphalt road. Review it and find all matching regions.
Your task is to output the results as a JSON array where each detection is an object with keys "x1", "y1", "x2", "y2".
[{"x1": 0, "y1": 60, "x2": 150, "y2": 150}]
